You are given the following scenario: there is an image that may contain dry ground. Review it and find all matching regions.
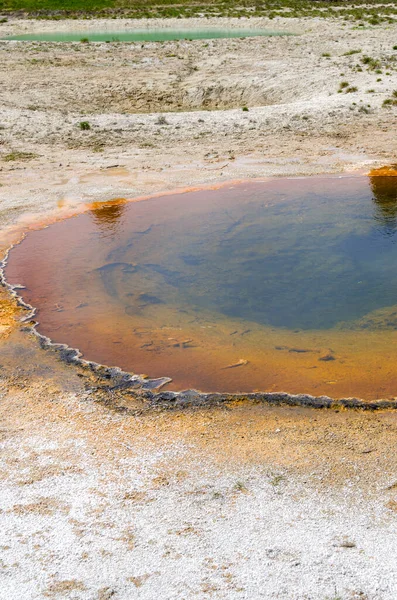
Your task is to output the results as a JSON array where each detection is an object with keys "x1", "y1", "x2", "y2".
[
  {"x1": 0, "y1": 16, "x2": 396, "y2": 237},
  {"x1": 0, "y1": 14, "x2": 397, "y2": 600},
  {"x1": 2, "y1": 325, "x2": 397, "y2": 600}
]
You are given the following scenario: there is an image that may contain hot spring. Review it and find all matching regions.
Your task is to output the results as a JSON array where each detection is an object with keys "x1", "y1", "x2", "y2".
[
  {"x1": 5, "y1": 173, "x2": 397, "y2": 399},
  {"x1": 1, "y1": 28, "x2": 292, "y2": 42}
]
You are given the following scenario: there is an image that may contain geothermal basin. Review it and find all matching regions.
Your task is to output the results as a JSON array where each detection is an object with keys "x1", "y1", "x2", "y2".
[{"x1": 5, "y1": 173, "x2": 397, "y2": 399}]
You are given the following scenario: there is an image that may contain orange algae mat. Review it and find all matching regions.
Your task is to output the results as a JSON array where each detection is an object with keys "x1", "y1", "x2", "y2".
[{"x1": 5, "y1": 174, "x2": 397, "y2": 399}]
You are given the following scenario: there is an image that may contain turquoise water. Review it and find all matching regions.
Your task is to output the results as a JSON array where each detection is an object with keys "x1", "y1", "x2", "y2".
[{"x1": 1, "y1": 28, "x2": 292, "y2": 42}]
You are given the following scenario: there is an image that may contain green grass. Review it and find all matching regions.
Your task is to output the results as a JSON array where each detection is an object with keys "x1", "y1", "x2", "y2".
[
  {"x1": 0, "y1": 0, "x2": 112, "y2": 11},
  {"x1": 361, "y1": 55, "x2": 382, "y2": 70},
  {"x1": 343, "y1": 49, "x2": 361, "y2": 56},
  {"x1": 383, "y1": 90, "x2": 397, "y2": 107},
  {"x1": 0, "y1": 0, "x2": 396, "y2": 22},
  {"x1": 2, "y1": 151, "x2": 38, "y2": 161}
]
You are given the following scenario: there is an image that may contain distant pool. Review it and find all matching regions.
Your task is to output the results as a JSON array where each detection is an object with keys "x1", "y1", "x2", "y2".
[{"x1": 1, "y1": 28, "x2": 293, "y2": 42}]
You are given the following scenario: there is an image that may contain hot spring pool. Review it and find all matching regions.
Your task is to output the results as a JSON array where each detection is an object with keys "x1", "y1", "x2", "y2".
[
  {"x1": 5, "y1": 174, "x2": 397, "y2": 398},
  {"x1": 1, "y1": 29, "x2": 293, "y2": 42}
]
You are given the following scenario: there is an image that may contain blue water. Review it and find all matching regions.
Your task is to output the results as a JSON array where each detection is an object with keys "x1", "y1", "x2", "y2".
[{"x1": 86, "y1": 175, "x2": 397, "y2": 331}]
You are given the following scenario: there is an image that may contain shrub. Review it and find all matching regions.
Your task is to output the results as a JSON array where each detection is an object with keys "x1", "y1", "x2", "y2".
[
  {"x1": 79, "y1": 121, "x2": 91, "y2": 130},
  {"x1": 382, "y1": 97, "x2": 397, "y2": 107},
  {"x1": 155, "y1": 115, "x2": 168, "y2": 125},
  {"x1": 361, "y1": 56, "x2": 381, "y2": 70},
  {"x1": 343, "y1": 49, "x2": 361, "y2": 56}
]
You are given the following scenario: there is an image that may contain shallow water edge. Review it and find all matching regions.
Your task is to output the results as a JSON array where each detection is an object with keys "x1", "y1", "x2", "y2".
[{"x1": 3, "y1": 258, "x2": 397, "y2": 411}]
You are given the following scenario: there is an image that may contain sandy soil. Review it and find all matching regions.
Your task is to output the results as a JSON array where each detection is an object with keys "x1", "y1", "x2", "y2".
[{"x1": 0, "y1": 14, "x2": 397, "y2": 600}]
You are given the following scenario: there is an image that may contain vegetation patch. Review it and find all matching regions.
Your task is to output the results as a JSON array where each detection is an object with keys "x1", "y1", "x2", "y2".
[
  {"x1": 343, "y1": 49, "x2": 362, "y2": 56},
  {"x1": 383, "y1": 90, "x2": 397, "y2": 106},
  {"x1": 2, "y1": 151, "x2": 38, "y2": 161},
  {"x1": 0, "y1": 0, "x2": 396, "y2": 23}
]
